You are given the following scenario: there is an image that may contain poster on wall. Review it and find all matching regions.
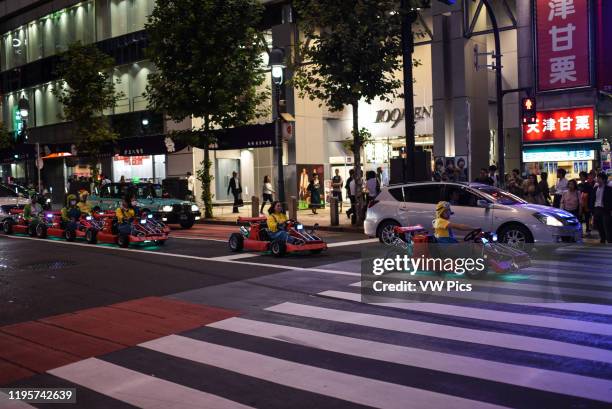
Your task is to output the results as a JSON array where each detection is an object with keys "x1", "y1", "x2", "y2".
[
  {"x1": 297, "y1": 164, "x2": 325, "y2": 210},
  {"x1": 535, "y1": 0, "x2": 590, "y2": 91},
  {"x1": 455, "y1": 156, "x2": 469, "y2": 182}
]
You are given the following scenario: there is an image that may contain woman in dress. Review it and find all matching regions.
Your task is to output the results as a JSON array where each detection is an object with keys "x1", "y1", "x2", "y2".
[{"x1": 307, "y1": 173, "x2": 322, "y2": 214}]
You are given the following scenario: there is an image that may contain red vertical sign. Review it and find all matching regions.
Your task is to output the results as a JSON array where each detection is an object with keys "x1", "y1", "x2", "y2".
[
  {"x1": 597, "y1": 0, "x2": 612, "y2": 92},
  {"x1": 535, "y1": 0, "x2": 590, "y2": 91}
]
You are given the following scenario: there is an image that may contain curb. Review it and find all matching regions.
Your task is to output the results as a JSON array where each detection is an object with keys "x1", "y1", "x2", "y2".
[{"x1": 198, "y1": 219, "x2": 365, "y2": 234}]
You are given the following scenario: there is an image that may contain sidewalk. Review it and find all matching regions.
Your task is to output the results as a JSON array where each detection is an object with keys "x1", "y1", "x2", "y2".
[{"x1": 203, "y1": 202, "x2": 363, "y2": 233}]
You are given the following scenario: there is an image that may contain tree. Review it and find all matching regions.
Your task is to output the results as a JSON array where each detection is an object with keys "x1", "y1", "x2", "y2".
[
  {"x1": 0, "y1": 122, "x2": 12, "y2": 150},
  {"x1": 293, "y1": 0, "x2": 404, "y2": 224},
  {"x1": 53, "y1": 42, "x2": 121, "y2": 178},
  {"x1": 145, "y1": 0, "x2": 269, "y2": 219}
]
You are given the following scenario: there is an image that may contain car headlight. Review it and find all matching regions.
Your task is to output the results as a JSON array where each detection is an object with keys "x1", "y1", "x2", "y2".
[
  {"x1": 191, "y1": 204, "x2": 199, "y2": 212},
  {"x1": 534, "y1": 213, "x2": 564, "y2": 227},
  {"x1": 162, "y1": 205, "x2": 173, "y2": 212}
]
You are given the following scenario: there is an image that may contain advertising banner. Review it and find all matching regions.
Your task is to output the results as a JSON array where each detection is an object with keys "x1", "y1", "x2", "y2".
[
  {"x1": 297, "y1": 164, "x2": 325, "y2": 210},
  {"x1": 597, "y1": 0, "x2": 612, "y2": 92},
  {"x1": 522, "y1": 107, "x2": 595, "y2": 142},
  {"x1": 535, "y1": 0, "x2": 590, "y2": 91}
]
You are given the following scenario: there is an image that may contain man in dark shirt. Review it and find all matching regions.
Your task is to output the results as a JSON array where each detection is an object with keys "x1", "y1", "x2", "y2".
[
  {"x1": 578, "y1": 171, "x2": 595, "y2": 236},
  {"x1": 474, "y1": 168, "x2": 494, "y2": 185},
  {"x1": 227, "y1": 171, "x2": 242, "y2": 213},
  {"x1": 537, "y1": 172, "x2": 551, "y2": 206}
]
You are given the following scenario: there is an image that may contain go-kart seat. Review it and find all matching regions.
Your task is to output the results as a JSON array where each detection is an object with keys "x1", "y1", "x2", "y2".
[
  {"x1": 111, "y1": 217, "x2": 119, "y2": 235},
  {"x1": 258, "y1": 227, "x2": 272, "y2": 241}
]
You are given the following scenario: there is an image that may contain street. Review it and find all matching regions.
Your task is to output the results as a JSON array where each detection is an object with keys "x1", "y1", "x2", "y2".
[{"x1": 0, "y1": 226, "x2": 611, "y2": 409}]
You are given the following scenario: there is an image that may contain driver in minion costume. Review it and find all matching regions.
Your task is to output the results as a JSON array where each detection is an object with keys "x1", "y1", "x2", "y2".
[
  {"x1": 77, "y1": 191, "x2": 92, "y2": 216},
  {"x1": 61, "y1": 194, "x2": 81, "y2": 232},
  {"x1": 433, "y1": 201, "x2": 477, "y2": 243}
]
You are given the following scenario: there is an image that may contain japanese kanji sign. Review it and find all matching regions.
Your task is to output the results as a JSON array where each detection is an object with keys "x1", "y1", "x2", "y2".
[
  {"x1": 535, "y1": 0, "x2": 590, "y2": 91},
  {"x1": 596, "y1": 0, "x2": 612, "y2": 92},
  {"x1": 523, "y1": 107, "x2": 595, "y2": 142}
]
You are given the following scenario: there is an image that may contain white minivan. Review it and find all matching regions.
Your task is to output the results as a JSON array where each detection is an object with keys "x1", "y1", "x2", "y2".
[{"x1": 364, "y1": 182, "x2": 582, "y2": 248}]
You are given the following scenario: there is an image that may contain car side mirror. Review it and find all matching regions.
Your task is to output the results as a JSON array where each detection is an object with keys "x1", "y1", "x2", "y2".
[{"x1": 477, "y1": 199, "x2": 490, "y2": 208}]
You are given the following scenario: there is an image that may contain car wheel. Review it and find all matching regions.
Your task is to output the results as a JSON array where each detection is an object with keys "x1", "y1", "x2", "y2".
[
  {"x1": 228, "y1": 233, "x2": 244, "y2": 252},
  {"x1": 377, "y1": 220, "x2": 400, "y2": 244},
  {"x1": 35, "y1": 223, "x2": 47, "y2": 239},
  {"x1": 86, "y1": 228, "x2": 97, "y2": 244},
  {"x1": 117, "y1": 234, "x2": 129, "y2": 248},
  {"x1": 270, "y1": 239, "x2": 286, "y2": 257},
  {"x1": 64, "y1": 229, "x2": 76, "y2": 242},
  {"x1": 180, "y1": 218, "x2": 195, "y2": 229},
  {"x1": 2, "y1": 220, "x2": 13, "y2": 234},
  {"x1": 498, "y1": 224, "x2": 532, "y2": 250}
]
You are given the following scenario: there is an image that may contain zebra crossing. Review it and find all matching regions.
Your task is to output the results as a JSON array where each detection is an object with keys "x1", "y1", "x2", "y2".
[{"x1": 4, "y1": 247, "x2": 612, "y2": 408}]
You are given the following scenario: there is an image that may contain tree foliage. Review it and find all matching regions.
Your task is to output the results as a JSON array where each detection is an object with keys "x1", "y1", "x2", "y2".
[
  {"x1": 145, "y1": 0, "x2": 269, "y2": 218},
  {"x1": 0, "y1": 122, "x2": 12, "y2": 150},
  {"x1": 293, "y1": 0, "x2": 404, "y2": 223},
  {"x1": 53, "y1": 42, "x2": 121, "y2": 172}
]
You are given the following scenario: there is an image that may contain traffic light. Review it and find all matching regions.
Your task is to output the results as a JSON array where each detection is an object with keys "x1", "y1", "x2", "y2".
[{"x1": 521, "y1": 97, "x2": 537, "y2": 125}]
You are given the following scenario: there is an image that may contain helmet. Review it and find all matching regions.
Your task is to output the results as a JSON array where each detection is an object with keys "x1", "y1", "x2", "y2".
[
  {"x1": 79, "y1": 191, "x2": 89, "y2": 200},
  {"x1": 435, "y1": 201, "x2": 453, "y2": 218},
  {"x1": 67, "y1": 194, "x2": 77, "y2": 205},
  {"x1": 29, "y1": 194, "x2": 39, "y2": 202}
]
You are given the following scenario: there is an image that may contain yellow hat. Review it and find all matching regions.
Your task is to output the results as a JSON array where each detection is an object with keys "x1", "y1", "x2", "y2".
[{"x1": 436, "y1": 201, "x2": 452, "y2": 217}]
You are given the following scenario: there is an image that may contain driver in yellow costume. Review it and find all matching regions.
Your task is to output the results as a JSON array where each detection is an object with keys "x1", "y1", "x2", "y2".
[{"x1": 433, "y1": 201, "x2": 477, "y2": 243}]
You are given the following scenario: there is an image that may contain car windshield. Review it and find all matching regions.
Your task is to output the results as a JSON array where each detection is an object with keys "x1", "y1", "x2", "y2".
[
  {"x1": 136, "y1": 184, "x2": 165, "y2": 199},
  {"x1": 471, "y1": 185, "x2": 526, "y2": 205},
  {"x1": 9, "y1": 184, "x2": 28, "y2": 196}
]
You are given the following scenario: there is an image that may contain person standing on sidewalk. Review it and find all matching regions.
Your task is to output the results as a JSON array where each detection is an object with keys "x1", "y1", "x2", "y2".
[
  {"x1": 345, "y1": 169, "x2": 355, "y2": 220},
  {"x1": 307, "y1": 173, "x2": 321, "y2": 214},
  {"x1": 331, "y1": 169, "x2": 343, "y2": 212},
  {"x1": 578, "y1": 171, "x2": 595, "y2": 236},
  {"x1": 538, "y1": 172, "x2": 551, "y2": 206},
  {"x1": 227, "y1": 171, "x2": 242, "y2": 214},
  {"x1": 561, "y1": 179, "x2": 581, "y2": 218},
  {"x1": 593, "y1": 172, "x2": 612, "y2": 244},
  {"x1": 260, "y1": 175, "x2": 275, "y2": 214},
  {"x1": 552, "y1": 168, "x2": 568, "y2": 208}
]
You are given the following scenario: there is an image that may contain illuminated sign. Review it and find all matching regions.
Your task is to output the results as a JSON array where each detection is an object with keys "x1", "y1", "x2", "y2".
[
  {"x1": 523, "y1": 150, "x2": 595, "y2": 162},
  {"x1": 535, "y1": 0, "x2": 590, "y2": 91},
  {"x1": 522, "y1": 107, "x2": 595, "y2": 142}
]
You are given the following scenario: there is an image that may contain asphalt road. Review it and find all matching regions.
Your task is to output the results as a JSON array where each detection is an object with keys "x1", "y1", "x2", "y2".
[{"x1": 0, "y1": 225, "x2": 611, "y2": 409}]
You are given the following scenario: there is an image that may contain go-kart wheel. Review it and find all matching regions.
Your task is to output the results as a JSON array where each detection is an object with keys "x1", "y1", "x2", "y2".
[
  {"x1": 154, "y1": 240, "x2": 166, "y2": 246},
  {"x1": 228, "y1": 233, "x2": 244, "y2": 252},
  {"x1": 270, "y1": 239, "x2": 286, "y2": 257},
  {"x1": 2, "y1": 220, "x2": 13, "y2": 234},
  {"x1": 377, "y1": 220, "x2": 400, "y2": 244},
  {"x1": 310, "y1": 249, "x2": 323, "y2": 254},
  {"x1": 35, "y1": 223, "x2": 47, "y2": 239},
  {"x1": 117, "y1": 234, "x2": 129, "y2": 248},
  {"x1": 85, "y1": 228, "x2": 97, "y2": 244},
  {"x1": 64, "y1": 229, "x2": 76, "y2": 242},
  {"x1": 27, "y1": 224, "x2": 37, "y2": 237}
]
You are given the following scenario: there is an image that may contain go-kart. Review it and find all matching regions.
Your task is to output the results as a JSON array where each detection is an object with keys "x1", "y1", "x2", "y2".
[
  {"x1": 2, "y1": 208, "x2": 44, "y2": 236},
  {"x1": 79, "y1": 212, "x2": 170, "y2": 247},
  {"x1": 228, "y1": 216, "x2": 327, "y2": 257},
  {"x1": 386, "y1": 225, "x2": 531, "y2": 278}
]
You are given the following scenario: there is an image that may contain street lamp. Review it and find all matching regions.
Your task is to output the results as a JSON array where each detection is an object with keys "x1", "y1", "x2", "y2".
[{"x1": 269, "y1": 47, "x2": 286, "y2": 204}]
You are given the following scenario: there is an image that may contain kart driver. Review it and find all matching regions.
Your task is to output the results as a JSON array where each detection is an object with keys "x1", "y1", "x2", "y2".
[
  {"x1": 23, "y1": 194, "x2": 43, "y2": 225},
  {"x1": 433, "y1": 201, "x2": 478, "y2": 243},
  {"x1": 116, "y1": 195, "x2": 136, "y2": 236},
  {"x1": 77, "y1": 191, "x2": 92, "y2": 215},
  {"x1": 61, "y1": 194, "x2": 81, "y2": 232},
  {"x1": 267, "y1": 201, "x2": 294, "y2": 243}
]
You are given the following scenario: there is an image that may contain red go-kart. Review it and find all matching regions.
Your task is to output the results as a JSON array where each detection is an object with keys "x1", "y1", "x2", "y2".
[
  {"x1": 80, "y1": 212, "x2": 170, "y2": 247},
  {"x1": 228, "y1": 217, "x2": 327, "y2": 257}
]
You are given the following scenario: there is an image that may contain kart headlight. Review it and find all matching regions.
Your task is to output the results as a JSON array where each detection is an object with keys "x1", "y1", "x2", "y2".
[
  {"x1": 191, "y1": 204, "x2": 199, "y2": 212},
  {"x1": 491, "y1": 233, "x2": 498, "y2": 242},
  {"x1": 162, "y1": 205, "x2": 173, "y2": 212},
  {"x1": 148, "y1": 214, "x2": 153, "y2": 219},
  {"x1": 297, "y1": 224, "x2": 304, "y2": 230},
  {"x1": 140, "y1": 219, "x2": 147, "y2": 224},
  {"x1": 86, "y1": 216, "x2": 92, "y2": 221},
  {"x1": 46, "y1": 213, "x2": 53, "y2": 219},
  {"x1": 46, "y1": 198, "x2": 51, "y2": 203},
  {"x1": 534, "y1": 213, "x2": 564, "y2": 227}
]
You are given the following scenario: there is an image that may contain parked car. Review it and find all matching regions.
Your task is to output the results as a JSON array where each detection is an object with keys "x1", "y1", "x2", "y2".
[
  {"x1": 364, "y1": 182, "x2": 582, "y2": 249},
  {"x1": 89, "y1": 183, "x2": 200, "y2": 228},
  {"x1": 0, "y1": 183, "x2": 27, "y2": 225}
]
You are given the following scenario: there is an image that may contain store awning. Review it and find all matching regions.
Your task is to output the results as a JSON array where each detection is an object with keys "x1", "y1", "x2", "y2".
[
  {"x1": 208, "y1": 123, "x2": 275, "y2": 150},
  {"x1": 523, "y1": 140, "x2": 602, "y2": 152}
]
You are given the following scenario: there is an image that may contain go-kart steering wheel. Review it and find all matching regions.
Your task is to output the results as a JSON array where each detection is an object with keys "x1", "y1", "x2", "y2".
[{"x1": 463, "y1": 228, "x2": 482, "y2": 242}]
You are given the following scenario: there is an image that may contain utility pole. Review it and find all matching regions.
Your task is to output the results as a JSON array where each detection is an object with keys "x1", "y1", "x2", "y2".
[{"x1": 400, "y1": 0, "x2": 418, "y2": 182}]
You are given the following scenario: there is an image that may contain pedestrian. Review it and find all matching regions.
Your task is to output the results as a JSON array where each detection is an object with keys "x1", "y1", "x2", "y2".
[
  {"x1": 507, "y1": 169, "x2": 524, "y2": 198},
  {"x1": 560, "y1": 179, "x2": 581, "y2": 218},
  {"x1": 260, "y1": 175, "x2": 274, "y2": 214},
  {"x1": 538, "y1": 172, "x2": 551, "y2": 206},
  {"x1": 456, "y1": 158, "x2": 468, "y2": 182},
  {"x1": 376, "y1": 166, "x2": 384, "y2": 187},
  {"x1": 433, "y1": 158, "x2": 444, "y2": 182},
  {"x1": 474, "y1": 168, "x2": 494, "y2": 185},
  {"x1": 578, "y1": 171, "x2": 595, "y2": 237},
  {"x1": 444, "y1": 158, "x2": 456, "y2": 182},
  {"x1": 100, "y1": 174, "x2": 111, "y2": 187},
  {"x1": 593, "y1": 172, "x2": 612, "y2": 243},
  {"x1": 345, "y1": 169, "x2": 355, "y2": 220},
  {"x1": 307, "y1": 173, "x2": 321, "y2": 214},
  {"x1": 119, "y1": 175, "x2": 126, "y2": 184},
  {"x1": 186, "y1": 171, "x2": 196, "y2": 200},
  {"x1": 525, "y1": 174, "x2": 545, "y2": 204},
  {"x1": 488, "y1": 165, "x2": 499, "y2": 187},
  {"x1": 227, "y1": 171, "x2": 242, "y2": 213},
  {"x1": 365, "y1": 170, "x2": 379, "y2": 203},
  {"x1": 331, "y1": 169, "x2": 343, "y2": 212},
  {"x1": 552, "y1": 168, "x2": 568, "y2": 208}
]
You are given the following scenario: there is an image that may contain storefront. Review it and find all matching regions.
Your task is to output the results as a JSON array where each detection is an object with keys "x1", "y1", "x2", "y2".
[{"x1": 522, "y1": 107, "x2": 599, "y2": 182}]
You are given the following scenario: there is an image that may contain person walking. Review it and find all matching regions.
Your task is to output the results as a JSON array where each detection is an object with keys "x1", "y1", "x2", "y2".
[
  {"x1": 524, "y1": 174, "x2": 545, "y2": 204},
  {"x1": 578, "y1": 171, "x2": 595, "y2": 236},
  {"x1": 227, "y1": 171, "x2": 242, "y2": 214},
  {"x1": 560, "y1": 179, "x2": 581, "y2": 218},
  {"x1": 365, "y1": 170, "x2": 380, "y2": 203},
  {"x1": 260, "y1": 175, "x2": 275, "y2": 213},
  {"x1": 593, "y1": 173, "x2": 612, "y2": 244},
  {"x1": 552, "y1": 168, "x2": 568, "y2": 208},
  {"x1": 307, "y1": 173, "x2": 321, "y2": 214},
  {"x1": 331, "y1": 169, "x2": 343, "y2": 212},
  {"x1": 345, "y1": 169, "x2": 355, "y2": 220},
  {"x1": 186, "y1": 171, "x2": 196, "y2": 200},
  {"x1": 538, "y1": 172, "x2": 551, "y2": 206}
]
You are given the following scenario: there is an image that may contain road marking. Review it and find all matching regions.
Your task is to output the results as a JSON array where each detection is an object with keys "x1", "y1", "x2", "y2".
[
  {"x1": 265, "y1": 302, "x2": 612, "y2": 364},
  {"x1": 327, "y1": 238, "x2": 378, "y2": 247},
  {"x1": 140, "y1": 335, "x2": 507, "y2": 409},
  {"x1": 321, "y1": 290, "x2": 612, "y2": 336},
  {"x1": 523, "y1": 303, "x2": 612, "y2": 315},
  {"x1": 209, "y1": 253, "x2": 260, "y2": 261},
  {"x1": 171, "y1": 235, "x2": 227, "y2": 242},
  {"x1": 210, "y1": 317, "x2": 612, "y2": 403},
  {"x1": 0, "y1": 235, "x2": 358, "y2": 276},
  {"x1": 48, "y1": 358, "x2": 253, "y2": 409}
]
